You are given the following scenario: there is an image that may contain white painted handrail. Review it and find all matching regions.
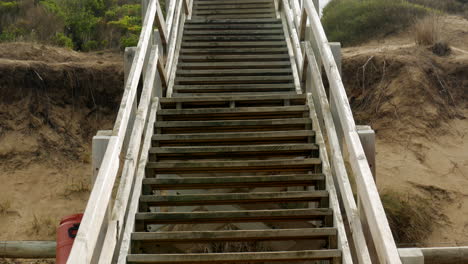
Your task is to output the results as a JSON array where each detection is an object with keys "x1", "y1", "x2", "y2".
[
  {"x1": 67, "y1": 0, "x2": 190, "y2": 262},
  {"x1": 278, "y1": 0, "x2": 402, "y2": 263},
  {"x1": 303, "y1": 42, "x2": 372, "y2": 264},
  {"x1": 97, "y1": 44, "x2": 159, "y2": 264}
]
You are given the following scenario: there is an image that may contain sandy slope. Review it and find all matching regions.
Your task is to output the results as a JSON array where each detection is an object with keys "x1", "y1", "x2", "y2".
[
  {"x1": 0, "y1": 43, "x2": 123, "y2": 243},
  {"x1": 342, "y1": 15, "x2": 468, "y2": 246}
]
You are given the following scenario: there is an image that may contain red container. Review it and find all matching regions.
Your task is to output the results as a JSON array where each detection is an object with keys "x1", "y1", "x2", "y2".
[{"x1": 56, "y1": 213, "x2": 83, "y2": 264}]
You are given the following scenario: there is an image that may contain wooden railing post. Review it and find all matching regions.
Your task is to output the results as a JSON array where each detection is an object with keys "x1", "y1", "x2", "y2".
[
  {"x1": 399, "y1": 248, "x2": 424, "y2": 264},
  {"x1": 357, "y1": 125, "x2": 376, "y2": 178},
  {"x1": 91, "y1": 130, "x2": 112, "y2": 185}
]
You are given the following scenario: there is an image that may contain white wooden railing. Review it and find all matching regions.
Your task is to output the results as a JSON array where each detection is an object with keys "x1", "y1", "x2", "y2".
[
  {"x1": 66, "y1": 0, "x2": 191, "y2": 262},
  {"x1": 276, "y1": 0, "x2": 402, "y2": 263}
]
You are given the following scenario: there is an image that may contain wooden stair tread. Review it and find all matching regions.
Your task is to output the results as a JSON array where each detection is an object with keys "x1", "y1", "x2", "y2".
[
  {"x1": 192, "y1": 14, "x2": 276, "y2": 19},
  {"x1": 172, "y1": 92, "x2": 297, "y2": 97},
  {"x1": 155, "y1": 118, "x2": 311, "y2": 128},
  {"x1": 153, "y1": 130, "x2": 314, "y2": 140},
  {"x1": 183, "y1": 36, "x2": 284, "y2": 41},
  {"x1": 131, "y1": 228, "x2": 336, "y2": 242},
  {"x1": 184, "y1": 23, "x2": 282, "y2": 29},
  {"x1": 194, "y1": 9, "x2": 275, "y2": 15},
  {"x1": 142, "y1": 174, "x2": 324, "y2": 189},
  {"x1": 180, "y1": 48, "x2": 288, "y2": 55},
  {"x1": 150, "y1": 143, "x2": 317, "y2": 153},
  {"x1": 178, "y1": 61, "x2": 290, "y2": 69},
  {"x1": 173, "y1": 83, "x2": 295, "y2": 90},
  {"x1": 181, "y1": 42, "x2": 286, "y2": 48},
  {"x1": 147, "y1": 159, "x2": 321, "y2": 174},
  {"x1": 194, "y1": 0, "x2": 274, "y2": 4},
  {"x1": 193, "y1": 4, "x2": 274, "y2": 11},
  {"x1": 184, "y1": 30, "x2": 282, "y2": 35},
  {"x1": 139, "y1": 191, "x2": 328, "y2": 206},
  {"x1": 176, "y1": 76, "x2": 293, "y2": 82},
  {"x1": 176, "y1": 69, "x2": 292, "y2": 75},
  {"x1": 158, "y1": 106, "x2": 306, "y2": 115},
  {"x1": 160, "y1": 94, "x2": 305, "y2": 102},
  {"x1": 127, "y1": 250, "x2": 341, "y2": 263},
  {"x1": 135, "y1": 208, "x2": 333, "y2": 224}
]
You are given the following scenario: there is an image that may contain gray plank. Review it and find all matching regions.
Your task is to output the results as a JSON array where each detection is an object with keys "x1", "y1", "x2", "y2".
[
  {"x1": 135, "y1": 208, "x2": 333, "y2": 224},
  {"x1": 127, "y1": 250, "x2": 341, "y2": 263},
  {"x1": 150, "y1": 143, "x2": 317, "y2": 153},
  {"x1": 132, "y1": 228, "x2": 336, "y2": 242},
  {"x1": 159, "y1": 93, "x2": 305, "y2": 102},
  {"x1": 139, "y1": 191, "x2": 328, "y2": 206},
  {"x1": 142, "y1": 174, "x2": 324, "y2": 189},
  {"x1": 158, "y1": 106, "x2": 306, "y2": 115},
  {"x1": 155, "y1": 118, "x2": 311, "y2": 128}
]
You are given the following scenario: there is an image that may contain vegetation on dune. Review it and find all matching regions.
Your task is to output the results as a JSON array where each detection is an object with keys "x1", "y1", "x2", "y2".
[
  {"x1": 322, "y1": 0, "x2": 467, "y2": 47},
  {"x1": 381, "y1": 190, "x2": 438, "y2": 244},
  {"x1": 0, "y1": 0, "x2": 146, "y2": 50},
  {"x1": 322, "y1": 0, "x2": 429, "y2": 46}
]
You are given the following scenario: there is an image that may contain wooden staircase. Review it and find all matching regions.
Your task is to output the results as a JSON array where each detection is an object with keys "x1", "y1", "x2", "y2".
[{"x1": 124, "y1": 0, "x2": 344, "y2": 263}]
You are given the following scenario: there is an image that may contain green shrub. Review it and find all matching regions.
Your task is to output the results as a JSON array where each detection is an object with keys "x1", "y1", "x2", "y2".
[
  {"x1": 82, "y1": 40, "x2": 100, "y2": 51},
  {"x1": 0, "y1": 1, "x2": 18, "y2": 13},
  {"x1": 407, "y1": 0, "x2": 467, "y2": 14},
  {"x1": 0, "y1": 25, "x2": 25, "y2": 41},
  {"x1": 120, "y1": 33, "x2": 138, "y2": 49},
  {"x1": 53, "y1": 32, "x2": 74, "y2": 49},
  {"x1": 0, "y1": 0, "x2": 145, "y2": 51},
  {"x1": 322, "y1": 0, "x2": 429, "y2": 46}
]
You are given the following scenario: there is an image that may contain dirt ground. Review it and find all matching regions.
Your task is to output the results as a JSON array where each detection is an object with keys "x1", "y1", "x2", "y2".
[
  {"x1": 0, "y1": 43, "x2": 123, "y2": 244},
  {"x1": 342, "y1": 15, "x2": 468, "y2": 246}
]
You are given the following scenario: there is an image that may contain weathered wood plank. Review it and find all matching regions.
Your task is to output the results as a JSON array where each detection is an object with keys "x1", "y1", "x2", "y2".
[
  {"x1": 176, "y1": 68, "x2": 292, "y2": 75},
  {"x1": 186, "y1": 18, "x2": 280, "y2": 23},
  {"x1": 147, "y1": 158, "x2": 321, "y2": 174},
  {"x1": 98, "y1": 45, "x2": 160, "y2": 264},
  {"x1": 0, "y1": 241, "x2": 56, "y2": 259},
  {"x1": 194, "y1": 9, "x2": 275, "y2": 15},
  {"x1": 143, "y1": 174, "x2": 325, "y2": 189},
  {"x1": 172, "y1": 92, "x2": 297, "y2": 97},
  {"x1": 193, "y1": 12, "x2": 275, "y2": 17},
  {"x1": 194, "y1": 4, "x2": 273, "y2": 10},
  {"x1": 184, "y1": 23, "x2": 282, "y2": 29},
  {"x1": 173, "y1": 84, "x2": 295, "y2": 91},
  {"x1": 153, "y1": 129, "x2": 313, "y2": 140},
  {"x1": 132, "y1": 228, "x2": 336, "y2": 242},
  {"x1": 184, "y1": 29, "x2": 283, "y2": 35},
  {"x1": 158, "y1": 105, "x2": 306, "y2": 115},
  {"x1": 175, "y1": 76, "x2": 293, "y2": 83},
  {"x1": 150, "y1": 143, "x2": 317, "y2": 153},
  {"x1": 181, "y1": 41, "x2": 286, "y2": 48},
  {"x1": 180, "y1": 47, "x2": 288, "y2": 54},
  {"x1": 159, "y1": 93, "x2": 305, "y2": 102},
  {"x1": 136, "y1": 208, "x2": 333, "y2": 224},
  {"x1": 155, "y1": 118, "x2": 310, "y2": 128},
  {"x1": 183, "y1": 35, "x2": 284, "y2": 41},
  {"x1": 303, "y1": 43, "x2": 372, "y2": 264},
  {"x1": 178, "y1": 61, "x2": 290, "y2": 69},
  {"x1": 155, "y1": 0, "x2": 168, "y2": 45},
  {"x1": 140, "y1": 191, "x2": 328, "y2": 206},
  {"x1": 116, "y1": 99, "x2": 159, "y2": 264},
  {"x1": 127, "y1": 250, "x2": 341, "y2": 263}
]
